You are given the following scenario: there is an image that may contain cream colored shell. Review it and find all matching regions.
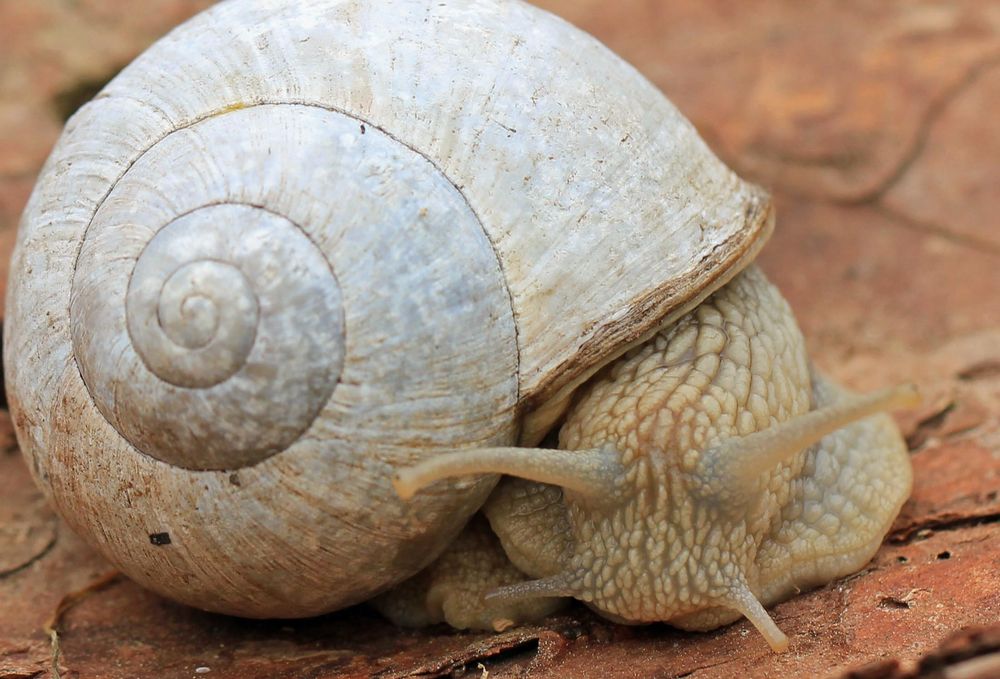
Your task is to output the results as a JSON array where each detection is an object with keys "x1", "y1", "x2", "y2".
[{"x1": 5, "y1": 0, "x2": 770, "y2": 617}]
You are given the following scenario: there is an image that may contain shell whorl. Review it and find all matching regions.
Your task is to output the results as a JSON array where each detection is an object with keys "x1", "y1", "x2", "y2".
[
  {"x1": 74, "y1": 202, "x2": 345, "y2": 469},
  {"x1": 24, "y1": 100, "x2": 522, "y2": 615}
]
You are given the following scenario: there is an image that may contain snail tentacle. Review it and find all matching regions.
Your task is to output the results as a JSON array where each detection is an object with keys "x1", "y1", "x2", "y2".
[
  {"x1": 725, "y1": 581, "x2": 789, "y2": 653},
  {"x1": 484, "y1": 574, "x2": 580, "y2": 603},
  {"x1": 692, "y1": 383, "x2": 920, "y2": 507},
  {"x1": 393, "y1": 446, "x2": 624, "y2": 503}
]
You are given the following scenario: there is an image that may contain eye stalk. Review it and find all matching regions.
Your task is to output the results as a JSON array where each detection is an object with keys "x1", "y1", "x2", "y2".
[
  {"x1": 393, "y1": 446, "x2": 625, "y2": 505},
  {"x1": 690, "y1": 383, "x2": 920, "y2": 509}
]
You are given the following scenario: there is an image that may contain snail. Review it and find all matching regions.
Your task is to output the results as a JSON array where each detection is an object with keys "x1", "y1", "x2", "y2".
[{"x1": 3, "y1": 0, "x2": 917, "y2": 653}]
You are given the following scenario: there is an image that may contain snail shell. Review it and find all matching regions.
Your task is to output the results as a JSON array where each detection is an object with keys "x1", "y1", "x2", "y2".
[{"x1": 5, "y1": 0, "x2": 769, "y2": 617}]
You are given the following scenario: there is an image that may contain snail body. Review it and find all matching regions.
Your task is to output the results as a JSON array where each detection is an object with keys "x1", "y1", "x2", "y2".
[
  {"x1": 392, "y1": 266, "x2": 915, "y2": 650},
  {"x1": 5, "y1": 0, "x2": 913, "y2": 651}
]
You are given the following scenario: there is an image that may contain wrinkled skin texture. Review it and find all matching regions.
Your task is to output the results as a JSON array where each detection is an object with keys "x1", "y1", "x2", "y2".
[
  {"x1": 371, "y1": 515, "x2": 565, "y2": 631},
  {"x1": 385, "y1": 266, "x2": 911, "y2": 649}
]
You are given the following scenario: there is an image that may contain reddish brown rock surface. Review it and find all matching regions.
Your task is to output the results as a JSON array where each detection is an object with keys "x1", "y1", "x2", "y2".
[{"x1": 1, "y1": 1, "x2": 998, "y2": 678}]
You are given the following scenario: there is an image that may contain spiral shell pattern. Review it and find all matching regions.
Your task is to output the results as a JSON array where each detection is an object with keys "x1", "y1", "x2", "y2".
[{"x1": 76, "y1": 201, "x2": 345, "y2": 469}]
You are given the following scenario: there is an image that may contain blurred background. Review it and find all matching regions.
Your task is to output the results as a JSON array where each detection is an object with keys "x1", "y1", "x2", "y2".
[{"x1": 1, "y1": 1, "x2": 998, "y2": 677}]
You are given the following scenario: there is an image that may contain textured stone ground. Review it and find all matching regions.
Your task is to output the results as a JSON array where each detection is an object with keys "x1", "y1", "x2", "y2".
[{"x1": 1, "y1": 1, "x2": 998, "y2": 678}]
